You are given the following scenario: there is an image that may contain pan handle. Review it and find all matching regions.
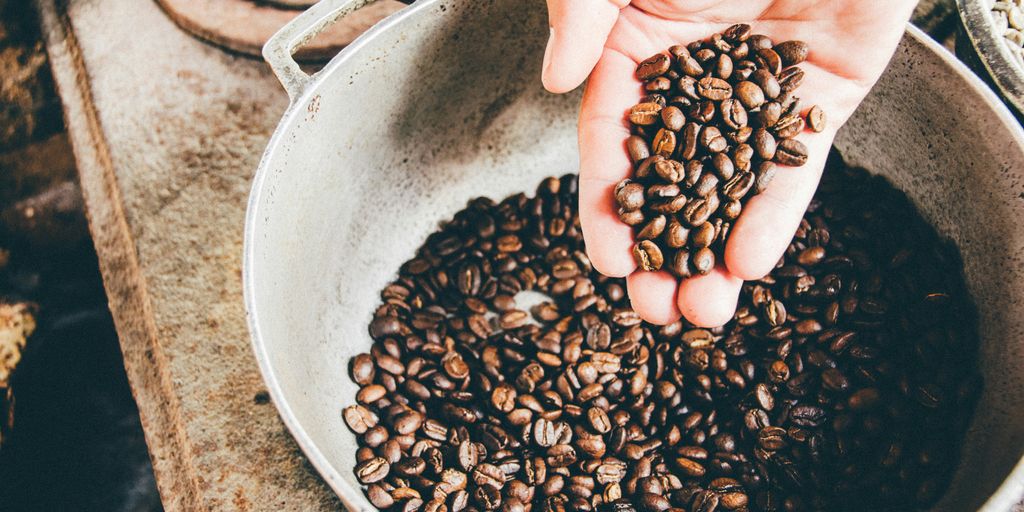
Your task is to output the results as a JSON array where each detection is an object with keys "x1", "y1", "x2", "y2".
[{"x1": 262, "y1": 0, "x2": 407, "y2": 101}]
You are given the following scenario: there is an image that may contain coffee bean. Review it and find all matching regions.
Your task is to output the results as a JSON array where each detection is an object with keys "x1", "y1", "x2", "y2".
[
  {"x1": 721, "y1": 172, "x2": 754, "y2": 201},
  {"x1": 473, "y1": 463, "x2": 506, "y2": 489},
  {"x1": 351, "y1": 353, "x2": 376, "y2": 385},
  {"x1": 344, "y1": 404, "x2": 378, "y2": 434},
  {"x1": 722, "y1": 24, "x2": 752, "y2": 43},
  {"x1": 475, "y1": 484, "x2": 502, "y2": 510},
  {"x1": 395, "y1": 411, "x2": 424, "y2": 435},
  {"x1": 637, "y1": 215, "x2": 667, "y2": 240},
  {"x1": 756, "y1": 48, "x2": 782, "y2": 74},
  {"x1": 654, "y1": 159, "x2": 684, "y2": 183},
  {"x1": 692, "y1": 247, "x2": 715, "y2": 275},
  {"x1": 696, "y1": 77, "x2": 733, "y2": 101},
  {"x1": 626, "y1": 135, "x2": 651, "y2": 164},
  {"x1": 678, "y1": 122, "x2": 700, "y2": 160},
  {"x1": 357, "y1": 384, "x2": 387, "y2": 404},
  {"x1": 680, "y1": 56, "x2": 704, "y2": 77},
  {"x1": 651, "y1": 129, "x2": 677, "y2": 158},
  {"x1": 775, "y1": 138, "x2": 808, "y2": 166},
  {"x1": 356, "y1": 457, "x2": 390, "y2": 484},
  {"x1": 751, "y1": 128, "x2": 777, "y2": 161},
  {"x1": 807, "y1": 105, "x2": 826, "y2": 132},
  {"x1": 629, "y1": 103, "x2": 663, "y2": 126},
  {"x1": 719, "y1": 99, "x2": 747, "y2": 130},
  {"x1": 754, "y1": 161, "x2": 777, "y2": 194},
  {"x1": 661, "y1": 106, "x2": 685, "y2": 131},
  {"x1": 633, "y1": 241, "x2": 664, "y2": 271},
  {"x1": 669, "y1": 250, "x2": 692, "y2": 278},
  {"x1": 547, "y1": 444, "x2": 578, "y2": 467},
  {"x1": 756, "y1": 102, "x2": 781, "y2": 130},
  {"x1": 615, "y1": 180, "x2": 645, "y2": 211},
  {"x1": 751, "y1": 68, "x2": 780, "y2": 99},
  {"x1": 368, "y1": 483, "x2": 395, "y2": 508},
  {"x1": 777, "y1": 67, "x2": 804, "y2": 92},
  {"x1": 772, "y1": 114, "x2": 804, "y2": 139},
  {"x1": 734, "y1": 81, "x2": 765, "y2": 109},
  {"x1": 637, "y1": 53, "x2": 671, "y2": 80},
  {"x1": 774, "y1": 40, "x2": 809, "y2": 66}
]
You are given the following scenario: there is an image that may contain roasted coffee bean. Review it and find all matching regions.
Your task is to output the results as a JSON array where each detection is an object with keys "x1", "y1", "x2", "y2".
[
  {"x1": 679, "y1": 122, "x2": 700, "y2": 160},
  {"x1": 721, "y1": 172, "x2": 754, "y2": 201},
  {"x1": 344, "y1": 405, "x2": 379, "y2": 434},
  {"x1": 697, "y1": 77, "x2": 733, "y2": 101},
  {"x1": 751, "y1": 68, "x2": 780, "y2": 99},
  {"x1": 777, "y1": 67, "x2": 805, "y2": 92},
  {"x1": 637, "y1": 53, "x2": 671, "y2": 80},
  {"x1": 807, "y1": 105, "x2": 827, "y2": 132},
  {"x1": 719, "y1": 99, "x2": 747, "y2": 130},
  {"x1": 723, "y1": 23, "x2": 752, "y2": 43},
  {"x1": 693, "y1": 173, "x2": 719, "y2": 198},
  {"x1": 661, "y1": 106, "x2": 686, "y2": 132},
  {"x1": 690, "y1": 100, "x2": 716, "y2": 124},
  {"x1": 351, "y1": 353, "x2": 376, "y2": 385},
  {"x1": 652, "y1": 129, "x2": 677, "y2": 158},
  {"x1": 356, "y1": 457, "x2": 390, "y2": 484},
  {"x1": 774, "y1": 40, "x2": 809, "y2": 66},
  {"x1": 734, "y1": 81, "x2": 765, "y2": 109},
  {"x1": 758, "y1": 101, "x2": 783, "y2": 129},
  {"x1": 754, "y1": 161, "x2": 777, "y2": 194},
  {"x1": 775, "y1": 138, "x2": 808, "y2": 166},
  {"x1": 637, "y1": 215, "x2": 667, "y2": 240},
  {"x1": 756, "y1": 47, "x2": 782, "y2": 75},
  {"x1": 669, "y1": 250, "x2": 692, "y2": 278},
  {"x1": 629, "y1": 103, "x2": 663, "y2": 126},
  {"x1": 627, "y1": 135, "x2": 651, "y2": 164},
  {"x1": 653, "y1": 159, "x2": 685, "y2": 184},
  {"x1": 368, "y1": 483, "x2": 395, "y2": 508},
  {"x1": 633, "y1": 241, "x2": 664, "y2": 271},
  {"x1": 692, "y1": 247, "x2": 715, "y2": 275},
  {"x1": 615, "y1": 180, "x2": 645, "y2": 211},
  {"x1": 772, "y1": 114, "x2": 804, "y2": 139},
  {"x1": 752, "y1": 128, "x2": 777, "y2": 161}
]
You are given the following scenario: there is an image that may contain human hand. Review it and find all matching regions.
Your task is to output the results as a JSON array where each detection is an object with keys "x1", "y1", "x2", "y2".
[{"x1": 542, "y1": 0, "x2": 917, "y2": 327}]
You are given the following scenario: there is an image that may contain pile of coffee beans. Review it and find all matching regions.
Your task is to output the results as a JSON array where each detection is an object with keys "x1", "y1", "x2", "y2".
[
  {"x1": 346, "y1": 154, "x2": 979, "y2": 512},
  {"x1": 616, "y1": 24, "x2": 826, "y2": 277}
]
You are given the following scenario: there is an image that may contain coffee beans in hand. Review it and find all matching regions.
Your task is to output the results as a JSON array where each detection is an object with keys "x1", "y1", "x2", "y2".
[
  {"x1": 617, "y1": 25, "x2": 825, "y2": 276},
  {"x1": 346, "y1": 161, "x2": 979, "y2": 511}
]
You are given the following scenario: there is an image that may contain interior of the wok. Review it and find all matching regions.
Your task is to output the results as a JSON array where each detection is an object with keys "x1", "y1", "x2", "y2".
[{"x1": 248, "y1": 0, "x2": 1024, "y2": 509}]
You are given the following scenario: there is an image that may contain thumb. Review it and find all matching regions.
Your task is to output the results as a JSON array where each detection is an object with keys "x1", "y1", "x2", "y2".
[{"x1": 543, "y1": 0, "x2": 627, "y2": 94}]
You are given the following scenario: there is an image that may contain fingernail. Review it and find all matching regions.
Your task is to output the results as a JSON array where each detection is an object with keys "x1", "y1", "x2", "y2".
[{"x1": 541, "y1": 27, "x2": 555, "y2": 86}]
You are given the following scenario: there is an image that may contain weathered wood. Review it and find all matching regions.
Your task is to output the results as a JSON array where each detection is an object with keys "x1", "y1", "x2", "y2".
[{"x1": 37, "y1": 0, "x2": 340, "y2": 509}]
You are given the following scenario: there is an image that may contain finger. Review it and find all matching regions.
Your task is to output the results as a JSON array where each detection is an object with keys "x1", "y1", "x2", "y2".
[
  {"x1": 724, "y1": 127, "x2": 837, "y2": 280},
  {"x1": 578, "y1": 49, "x2": 640, "y2": 277},
  {"x1": 626, "y1": 271, "x2": 680, "y2": 325},
  {"x1": 542, "y1": 0, "x2": 627, "y2": 93},
  {"x1": 676, "y1": 265, "x2": 743, "y2": 328}
]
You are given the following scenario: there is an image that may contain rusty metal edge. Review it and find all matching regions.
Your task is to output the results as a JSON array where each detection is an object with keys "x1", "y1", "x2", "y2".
[{"x1": 33, "y1": 1, "x2": 205, "y2": 510}]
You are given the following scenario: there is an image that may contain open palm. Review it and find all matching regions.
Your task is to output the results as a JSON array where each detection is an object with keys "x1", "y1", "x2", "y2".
[{"x1": 542, "y1": 0, "x2": 916, "y2": 326}]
